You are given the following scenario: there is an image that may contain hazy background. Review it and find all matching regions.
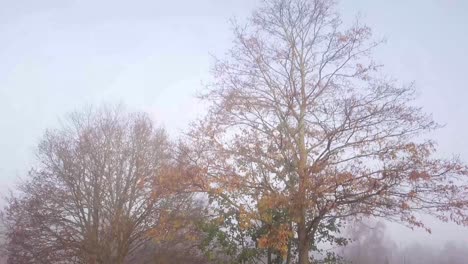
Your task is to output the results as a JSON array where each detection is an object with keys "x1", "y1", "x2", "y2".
[{"x1": 1, "y1": 0, "x2": 467, "y2": 249}]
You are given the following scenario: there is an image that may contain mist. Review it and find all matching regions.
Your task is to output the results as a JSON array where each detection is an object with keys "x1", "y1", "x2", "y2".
[
  {"x1": 340, "y1": 220, "x2": 468, "y2": 264},
  {"x1": 1, "y1": 0, "x2": 468, "y2": 263}
]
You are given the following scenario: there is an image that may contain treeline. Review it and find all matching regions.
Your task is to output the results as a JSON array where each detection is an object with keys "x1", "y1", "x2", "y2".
[{"x1": 1, "y1": 0, "x2": 468, "y2": 263}]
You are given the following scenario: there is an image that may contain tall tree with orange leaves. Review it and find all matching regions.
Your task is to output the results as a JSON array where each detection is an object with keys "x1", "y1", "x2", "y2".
[{"x1": 187, "y1": 0, "x2": 468, "y2": 263}]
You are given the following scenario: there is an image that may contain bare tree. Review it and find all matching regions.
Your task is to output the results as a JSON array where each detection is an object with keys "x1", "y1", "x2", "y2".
[
  {"x1": 340, "y1": 220, "x2": 468, "y2": 264},
  {"x1": 0, "y1": 224, "x2": 6, "y2": 264},
  {"x1": 1, "y1": 106, "x2": 189, "y2": 264},
  {"x1": 186, "y1": 0, "x2": 468, "y2": 263},
  {"x1": 340, "y1": 220, "x2": 396, "y2": 264}
]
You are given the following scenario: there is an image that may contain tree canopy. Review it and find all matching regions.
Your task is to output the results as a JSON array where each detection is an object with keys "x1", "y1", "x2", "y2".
[
  {"x1": 184, "y1": 0, "x2": 468, "y2": 263},
  {"x1": 1, "y1": 107, "x2": 198, "y2": 263}
]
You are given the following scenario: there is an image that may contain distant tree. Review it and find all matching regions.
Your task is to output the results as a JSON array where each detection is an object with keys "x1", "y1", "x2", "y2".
[
  {"x1": 0, "y1": 227, "x2": 6, "y2": 264},
  {"x1": 0, "y1": 106, "x2": 192, "y2": 264},
  {"x1": 339, "y1": 220, "x2": 468, "y2": 264},
  {"x1": 187, "y1": 0, "x2": 468, "y2": 263},
  {"x1": 340, "y1": 221, "x2": 396, "y2": 264},
  {"x1": 126, "y1": 200, "x2": 219, "y2": 264}
]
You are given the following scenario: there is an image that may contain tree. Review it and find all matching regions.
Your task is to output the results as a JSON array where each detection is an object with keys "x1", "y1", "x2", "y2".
[
  {"x1": 340, "y1": 220, "x2": 396, "y2": 264},
  {"x1": 187, "y1": 0, "x2": 468, "y2": 263},
  {"x1": 126, "y1": 200, "x2": 222, "y2": 264},
  {"x1": 1, "y1": 106, "x2": 190, "y2": 264},
  {"x1": 339, "y1": 220, "x2": 468, "y2": 264}
]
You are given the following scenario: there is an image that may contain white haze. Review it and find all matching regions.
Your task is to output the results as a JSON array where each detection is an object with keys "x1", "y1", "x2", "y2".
[{"x1": 0, "y1": 0, "x2": 467, "y2": 250}]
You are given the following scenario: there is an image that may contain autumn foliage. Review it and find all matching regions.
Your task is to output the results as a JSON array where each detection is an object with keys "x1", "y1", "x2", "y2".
[
  {"x1": 0, "y1": 107, "x2": 201, "y2": 264},
  {"x1": 1, "y1": 1, "x2": 468, "y2": 264},
  {"x1": 182, "y1": 0, "x2": 468, "y2": 263}
]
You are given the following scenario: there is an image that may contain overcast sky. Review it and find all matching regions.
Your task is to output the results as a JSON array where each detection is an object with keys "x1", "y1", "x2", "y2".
[{"x1": 1, "y1": 0, "x2": 467, "y2": 247}]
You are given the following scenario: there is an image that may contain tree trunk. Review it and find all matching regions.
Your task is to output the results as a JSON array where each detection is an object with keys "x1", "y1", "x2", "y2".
[
  {"x1": 286, "y1": 221, "x2": 293, "y2": 264},
  {"x1": 297, "y1": 52, "x2": 310, "y2": 263},
  {"x1": 297, "y1": 107, "x2": 309, "y2": 263},
  {"x1": 267, "y1": 248, "x2": 272, "y2": 264},
  {"x1": 297, "y1": 217, "x2": 310, "y2": 264}
]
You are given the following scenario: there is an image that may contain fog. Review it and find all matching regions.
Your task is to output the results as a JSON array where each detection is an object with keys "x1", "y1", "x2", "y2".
[
  {"x1": 340, "y1": 220, "x2": 468, "y2": 264},
  {"x1": 1, "y1": 0, "x2": 468, "y2": 258}
]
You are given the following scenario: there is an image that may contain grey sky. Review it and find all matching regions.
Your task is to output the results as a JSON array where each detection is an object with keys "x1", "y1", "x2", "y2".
[{"x1": 1, "y1": 0, "x2": 467, "y2": 246}]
